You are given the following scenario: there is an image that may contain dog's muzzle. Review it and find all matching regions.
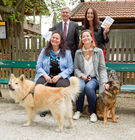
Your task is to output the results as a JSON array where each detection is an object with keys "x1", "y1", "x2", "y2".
[{"x1": 8, "y1": 84, "x2": 15, "y2": 91}]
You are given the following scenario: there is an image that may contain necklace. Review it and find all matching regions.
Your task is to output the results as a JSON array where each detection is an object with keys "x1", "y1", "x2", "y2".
[
  {"x1": 82, "y1": 46, "x2": 93, "y2": 61},
  {"x1": 82, "y1": 46, "x2": 93, "y2": 52}
]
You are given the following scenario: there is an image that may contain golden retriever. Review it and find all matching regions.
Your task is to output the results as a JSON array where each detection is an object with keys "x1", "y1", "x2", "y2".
[{"x1": 8, "y1": 74, "x2": 80, "y2": 132}]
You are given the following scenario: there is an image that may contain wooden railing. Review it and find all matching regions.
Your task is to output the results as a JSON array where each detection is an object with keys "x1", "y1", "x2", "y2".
[
  {"x1": 0, "y1": 37, "x2": 46, "y2": 61},
  {"x1": 105, "y1": 29, "x2": 135, "y2": 84},
  {"x1": 106, "y1": 29, "x2": 135, "y2": 63}
]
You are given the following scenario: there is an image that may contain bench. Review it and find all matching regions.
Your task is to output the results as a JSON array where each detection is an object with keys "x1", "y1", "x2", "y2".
[
  {"x1": 106, "y1": 63, "x2": 135, "y2": 92},
  {"x1": 0, "y1": 60, "x2": 135, "y2": 93},
  {"x1": 0, "y1": 60, "x2": 37, "y2": 85}
]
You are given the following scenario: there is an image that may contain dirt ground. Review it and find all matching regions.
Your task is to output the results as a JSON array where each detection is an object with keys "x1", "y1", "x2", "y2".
[{"x1": 0, "y1": 92, "x2": 135, "y2": 140}]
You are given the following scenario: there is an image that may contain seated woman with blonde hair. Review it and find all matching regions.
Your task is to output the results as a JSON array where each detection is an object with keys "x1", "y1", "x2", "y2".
[{"x1": 73, "y1": 30, "x2": 108, "y2": 122}]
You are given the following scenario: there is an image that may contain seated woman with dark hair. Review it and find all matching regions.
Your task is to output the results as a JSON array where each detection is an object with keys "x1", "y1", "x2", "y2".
[{"x1": 34, "y1": 30, "x2": 73, "y2": 116}]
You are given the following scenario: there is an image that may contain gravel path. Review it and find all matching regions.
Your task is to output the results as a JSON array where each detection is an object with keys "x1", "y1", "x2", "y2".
[{"x1": 0, "y1": 93, "x2": 135, "y2": 140}]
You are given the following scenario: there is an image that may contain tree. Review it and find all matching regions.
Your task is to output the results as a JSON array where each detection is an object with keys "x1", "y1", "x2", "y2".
[
  {"x1": 45, "y1": 0, "x2": 81, "y2": 26},
  {"x1": 0, "y1": 0, "x2": 25, "y2": 39},
  {"x1": 45, "y1": 0, "x2": 66, "y2": 26},
  {"x1": 0, "y1": 0, "x2": 49, "y2": 48}
]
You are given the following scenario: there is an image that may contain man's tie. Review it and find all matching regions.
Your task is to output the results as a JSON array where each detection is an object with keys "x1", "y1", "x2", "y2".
[{"x1": 64, "y1": 22, "x2": 67, "y2": 40}]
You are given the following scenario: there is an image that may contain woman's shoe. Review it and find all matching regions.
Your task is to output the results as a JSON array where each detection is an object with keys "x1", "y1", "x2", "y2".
[
  {"x1": 90, "y1": 113, "x2": 97, "y2": 122},
  {"x1": 73, "y1": 111, "x2": 82, "y2": 120},
  {"x1": 40, "y1": 112, "x2": 47, "y2": 117}
]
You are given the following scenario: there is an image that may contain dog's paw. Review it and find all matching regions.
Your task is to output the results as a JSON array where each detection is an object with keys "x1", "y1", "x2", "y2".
[
  {"x1": 104, "y1": 121, "x2": 108, "y2": 125},
  {"x1": 67, "y1": 125, "x2": 73, "y2": 129},
  {"x1": 116, "y1": 115, "x2": 119, "y2": 119},
  {"x1": 55, "y1": 128, "x2": 63, "y2": 133},
  {"x1": 23, "y1": 122, "x2": 31, "y2": 127},
  {"x1": 113, "y1": 119, "x2": 118, "y2": 123},
  {"x1": 108, "y1": 115, "x2": 119, "y2": 119}
]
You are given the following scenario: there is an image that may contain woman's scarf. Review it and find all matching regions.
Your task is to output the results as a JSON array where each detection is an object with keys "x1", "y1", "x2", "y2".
[
  {"x1": 49, "y1": 50, "x2": 61, "y2": 68},
  {"x1": 82, "y1": 46, "x2": 93, "y2": 61}
]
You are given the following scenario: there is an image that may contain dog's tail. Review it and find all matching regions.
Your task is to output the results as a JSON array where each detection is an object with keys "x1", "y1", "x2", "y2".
[{"x1": 63, "y1": 76, "x2": 81, "y2": 102}]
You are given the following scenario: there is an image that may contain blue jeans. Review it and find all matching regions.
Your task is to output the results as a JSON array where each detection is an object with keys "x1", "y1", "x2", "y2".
[{"x1": 76, "y1": 78, "x2": 99, "y2": 114}]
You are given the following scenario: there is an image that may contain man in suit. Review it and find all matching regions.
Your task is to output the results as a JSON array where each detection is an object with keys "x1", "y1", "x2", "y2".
[{"x1": 52, "y1": 7, "x2": 79, "y2": 61}]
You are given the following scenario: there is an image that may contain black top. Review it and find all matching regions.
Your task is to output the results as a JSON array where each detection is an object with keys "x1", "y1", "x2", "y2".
[
  {"x1": 93, "y1": 22, "x2": 109, "y2": 50},
  {"x1": 50, "y1": 55, "x2": 61, "y2": 77},
  {"x1": 82, "y1": 22, "x2": 109, "y2": 50}
]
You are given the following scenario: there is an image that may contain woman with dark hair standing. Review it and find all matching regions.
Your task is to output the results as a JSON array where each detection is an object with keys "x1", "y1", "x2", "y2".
[
  {"x1": 84, "y1": 7, "x2": 110, "y2": 59},
  {"x1": 34, "y1": 30, "x2": 73, "y2": 116}
]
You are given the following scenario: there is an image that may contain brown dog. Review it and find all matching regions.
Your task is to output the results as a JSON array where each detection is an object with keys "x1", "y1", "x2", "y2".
[
  {"x1": 8, "y1": 74, "x2": 81, "y2": 132},
  {"x1": 96, "y1": 70, "x2": 121, "y2": 124}
]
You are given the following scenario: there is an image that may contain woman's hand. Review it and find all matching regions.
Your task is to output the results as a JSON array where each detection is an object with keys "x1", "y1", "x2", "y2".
[
  {"x1": 103, "y1": 83, "x2": 110, "y2": 90},
  {"x1": 52, "y1": 75, "x2": 61, "y2": 83},
  {"x1": 103, "y1": 26, "x2": 110, "y2": 40},
  {"x1": 81, "y1": 75, "x2": 89, "y2": 81},
  {"x1": 43, "y1": 75, "x2": 52, "y2": 83}
]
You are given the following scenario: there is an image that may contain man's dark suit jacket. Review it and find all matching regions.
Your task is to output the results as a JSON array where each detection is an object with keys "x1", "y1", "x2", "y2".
[{"x1": 52, "y1": 21, "x2": 79, "y2": 60}]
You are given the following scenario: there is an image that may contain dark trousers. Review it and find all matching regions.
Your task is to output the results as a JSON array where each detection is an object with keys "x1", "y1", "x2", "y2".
[{"x1": 36, "y1": 76, "x2": 70, "y2": 87}]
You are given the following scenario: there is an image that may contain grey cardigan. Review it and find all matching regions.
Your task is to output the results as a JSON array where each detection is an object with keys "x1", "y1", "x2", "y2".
[{"x1": 74, "y1": 47, "x2": 108, "y2": 93}]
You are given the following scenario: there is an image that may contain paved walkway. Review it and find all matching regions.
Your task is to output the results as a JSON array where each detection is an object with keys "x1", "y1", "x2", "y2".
[{"x1": 0, "y1": 93, "x2": 135, "y2": 140}]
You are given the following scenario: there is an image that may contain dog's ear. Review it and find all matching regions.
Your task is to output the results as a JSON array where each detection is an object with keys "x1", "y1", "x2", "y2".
[
  {"x1": 10, "y1": 73, "x2": 15, "y2": 79},
  {"x1": 19, "y1": 74, "x2": 25, "y2": 82}
]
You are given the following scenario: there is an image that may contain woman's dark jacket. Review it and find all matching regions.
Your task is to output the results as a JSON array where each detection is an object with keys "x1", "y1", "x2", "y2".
[
  {"x1": 83, "y1": 22, "x2": 109, "y2": 50},
  {"x1": 94, "y1": 22, "x2": 109, "y2": 50}
]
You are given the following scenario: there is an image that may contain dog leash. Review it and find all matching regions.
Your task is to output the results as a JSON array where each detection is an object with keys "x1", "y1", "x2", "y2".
[
  {"x1": 22, "y1": 79, "x2": 51, "y2": 101},
  {"x1": 44, "y1": 79, "x2": 51, "y2": 85},
  {"x1": 22, "y1": 87, "x2": 35, "y2": 101}
]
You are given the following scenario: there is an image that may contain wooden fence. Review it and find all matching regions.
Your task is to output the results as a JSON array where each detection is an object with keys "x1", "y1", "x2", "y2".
[
  {"x1": 0, "y1": 29, "x2": 135, "y2": 84},
  {"x1": 106, "y1": 29, "x2": 135, "y2": 63},
  {"x1": 0, "y1": 37, "x2": 46, "y2": 61},
  {"x1": 0, "y1": 37, "x2": 46, "y2": 81},
  {"x1": 105, "y1": 29, "x2": 135, "y2": 84}
]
